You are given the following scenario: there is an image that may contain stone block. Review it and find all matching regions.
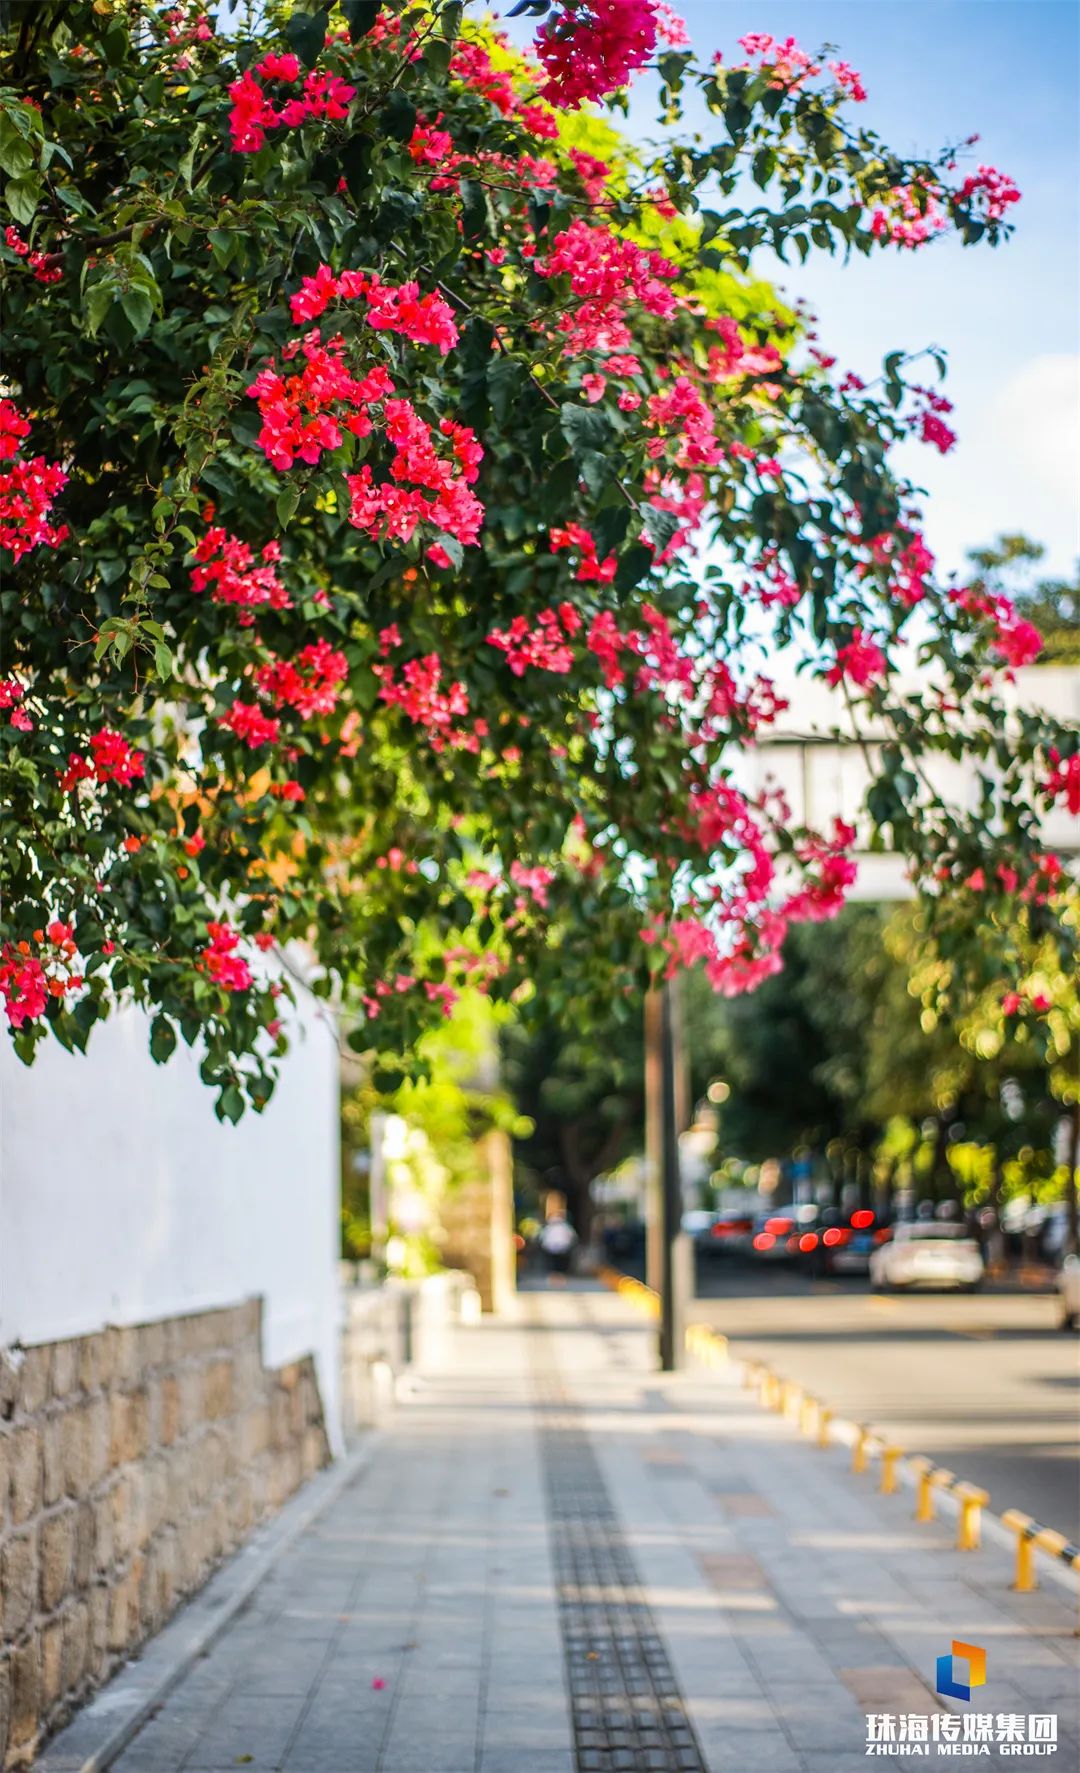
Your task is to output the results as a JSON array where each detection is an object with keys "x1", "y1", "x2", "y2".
[
  {"x1": 109, "y1": 1389, "x2": 147, "y2": 1469},
  {"x1": 106, "y1": 1325, "x2": 141, "y2": 1390},
  {"x1": 65, "y1": 1395, "x2": 109, "y2": 1493},
  {"x1": 41, "y1": 1505, "x2": 77, "y2": 1611},
  {"x1": 41, "y1": 1617, "x2": 64, "y2": 1712},
  {"x1": 17, "y1": 1345, "x2": 50, "y2": 1415},
  {"x1": 74, "y1": 1500, "x2": 95, "y2": 1589},
  {"x1": 178, "y1": 1367, "x2": 202, "y2": 1436},
  {"x1": 8, "y1": 1632, "x2": 40, "y2": 1753},
  {"x1": 159, "y1": 1374, "x2": 180, "y2": 1447},
  {"x1": 110, "y1": 1472, "x2": 134, "y2": 1562},
  {"x1": 2, "y1": 1531, "x2": 37, "y2": 1637},
  {"x1": 50, "y1": 1339, "x2": 80, "y2": 1401},
  {"x1": 92, "y1": 1490, "x2": 114, "y2": 1573},
  {"x1": 42, "y1": 1414, "x2": 65, "y2": 1507},
  {"x1": 138, "y1": 1321, "x2": 166, "y2": 1372},
  {"x1": 203, "y1": 1358, "x2": 234, "y2": 1422},
  {"x1": 9, "y1": 1423, "x2": 43, "y2": 1525},
  {"x1": 0, "y1": 1656, "x2": 10, "y2": 1765},
  {"x1": 88, "y1": 1585, "x2": 109, "y2": 1679},
  {"x1": 77, "y1": 1330, "x2": 110, "y2": 1394},
  {"x1": 61, "y1": 1598, "x2": 90, "y2": 1694}
]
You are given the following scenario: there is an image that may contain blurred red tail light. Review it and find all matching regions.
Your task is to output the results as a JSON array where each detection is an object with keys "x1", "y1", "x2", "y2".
[
  {"x1": 799, "y1": 1232, "x2": 819, "y2": 1253},
  {"x1": 753, "y1": 1231, "x2": 776, "y2": 1252},
  {"x1": 851, "y1": 1209, "x2": 875, "y2": 1229}
]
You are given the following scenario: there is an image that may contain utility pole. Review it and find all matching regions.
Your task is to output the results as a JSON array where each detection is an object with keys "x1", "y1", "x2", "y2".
[{"x1": 645, "y1": 978, "x2": 691, "y2": 1371}]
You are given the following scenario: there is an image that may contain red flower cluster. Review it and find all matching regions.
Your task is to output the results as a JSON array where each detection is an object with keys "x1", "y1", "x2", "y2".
[
  {"x1": 373, "y1": 652, "x2": 482, "y2": 752},
  {"x1": 909, "y1": 386, "x2": 957, "y2": 455},
  {"x1": 4, "y1": 224, "x2": 61, "y2": 284},
  {"x1": 0, "y1": 923, "x2": 82, "y2": 1030},
  {"x1": 952, "y1": 587, "x2": 1043, "y2": 670},
  {"x1": 534, "y1": 220, "x2": 679, "y2": 354},
  {"x1": 1044, "y1": 748, "x2": 1080, "y2": 816},
  {"x1": 449, "y1": 41, "x2": 560, "y2": 138},
  {"x1": 550, "y1": 523, "x2": 616, "y2": 584},
  {"x1": 220, "y1": 700, "x2": 281, "y2": 749},
  {"x1": 0, "y1": 675, "x2": 32, "y2": 731},
  {"x1": 0, "y1": 401, "x2": 69, "y2": 561},
  {"x1": 59, "y1": 728, "x2": 146, "y2": 793},
  {"x1": 346, "y1": 404, "x2": 484, "y2": 549},
  {"x1": 228, "y1": 53, "x2": 355, "y2": 153},
  {"x1": 535, "y1": 1, "x2": 658, "y2": 108},
  {"x1": 198, "y1": 922, "x2": 253, "y2": 992},
  {"x1": 288, "y1": 264, "x2": 459, "y2": 354},
  {"x1": 737, "y1": 33, "x2": 821, "y2": 91},
  {"x1": 248, "y1": 335, "x2": 394, "y2": 471},
  {"x1": 190, "y1": 527, "x2": 292, "y2": 623},
  {"x1": 256, "y1": 639, "x2": 349, "y2": 717},
  {"x1": 646, "y1": 377, "x2": 723, "y2": 468},
  {"x1": 826, "y1": 630, "x2": 888, "y2": 689},
  {"x1": 870, "y1": 183, "x2": 948, "y2": 249},
  {"x1": 487, "y1": 605, "x2": 581, "y2": 675},
  {"x1": 958, "y1": 164, "x2": 1021, "y2": 221}
]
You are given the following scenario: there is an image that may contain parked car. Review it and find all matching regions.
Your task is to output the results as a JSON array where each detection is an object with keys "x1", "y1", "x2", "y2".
[
  {"x1": 799, "y1": 1208, "x2": 889, "y2": 1277},
  {"x1": 750, "y1": 1211, "x2": 797, "y2": 1261},
  {"x1": 681, "y1": 1209, "x2": 719, "y2": 1247},
  {"x1": 1057, "y1": 1255, "x2": 1080, "y2": 1330},
  {"x1": 869, "y1": 1221, "x2": 984, "y2": 1292},
  {"x1": 708, "y1": 1210, "x2": 755, "y2": 1256}
]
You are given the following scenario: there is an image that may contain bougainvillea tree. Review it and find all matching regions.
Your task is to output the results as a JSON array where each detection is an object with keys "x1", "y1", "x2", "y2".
[{"x1": 1, "y1": 0, "x2": 1075, "y2": 1117}]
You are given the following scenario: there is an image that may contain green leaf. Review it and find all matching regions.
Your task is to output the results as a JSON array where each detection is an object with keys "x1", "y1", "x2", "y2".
[
  {"x1": 217, "y1": 1084, "x2": 245, "y2": 1125},
  {"x1": 560, "y1": 402, "x2": 610, "y2": 454},
  {"x1": 381, "y1": 90, "x2": 417, "y2": 143},
  {"x1": 341, "y1": 0, "x2": 381, "y2": 39},
  {"x1": 285, "y1": 7, "x2": 330, "y2": 70},
  {"x1": 4, "y1": 177, "x2": 41, "y2": 227},
  {"x1": 120, "y1": 288, "x2": 154, "y2": 338},
  {"x1": 614, "y1": 542, "x2": 654, "y2": 593},
  {"x1": 150, "y1": 1016, "x2": 177, "y2": 1064}
]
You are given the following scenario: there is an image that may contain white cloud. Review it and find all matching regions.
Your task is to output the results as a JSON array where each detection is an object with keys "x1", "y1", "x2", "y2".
[{"x1": 990, "y1": 353, "x2": 1080, "y2": 508}]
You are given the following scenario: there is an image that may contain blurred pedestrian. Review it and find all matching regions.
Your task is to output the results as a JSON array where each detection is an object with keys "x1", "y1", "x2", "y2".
[{"x1": 539, "y1": 1213, "x2": 578, "y2": 1282}]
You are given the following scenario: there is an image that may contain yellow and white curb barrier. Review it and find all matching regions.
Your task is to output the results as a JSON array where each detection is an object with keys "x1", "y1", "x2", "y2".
[
  {"x1": 1001, "y1": 1510, "x2": 1080, "y2": 1595},
  {"x1": 596, "y1": 1267, "x2": 1079, "y2": 1629}
]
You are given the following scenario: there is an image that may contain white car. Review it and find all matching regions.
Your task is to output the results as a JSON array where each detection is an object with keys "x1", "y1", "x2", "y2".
[
  {"x1": 870, "y1": 1222, "x2": 984, "y2": 1292},
  {"x1": 1058, "y1": 1255, "x2": 1080, "y2": 1330}
]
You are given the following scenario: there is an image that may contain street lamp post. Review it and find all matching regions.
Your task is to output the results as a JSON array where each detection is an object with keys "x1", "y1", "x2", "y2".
[{"x1": 646, "y1": 978, "x2": 690, "y2": 1371}]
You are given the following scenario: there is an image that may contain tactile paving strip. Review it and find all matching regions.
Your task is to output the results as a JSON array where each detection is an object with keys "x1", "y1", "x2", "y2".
[{"x1": 534, "y1": 1371, "x2": 710, "y2": 1773}]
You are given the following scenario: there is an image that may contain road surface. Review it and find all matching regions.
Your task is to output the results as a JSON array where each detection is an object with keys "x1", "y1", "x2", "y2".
[{"x1": 688, "y1": 1257, "x2": 1079, "y2": 1536}]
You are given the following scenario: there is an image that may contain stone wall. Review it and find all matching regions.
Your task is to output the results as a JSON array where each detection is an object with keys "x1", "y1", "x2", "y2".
[
  {"x1": 0, "y1": 1300, "x2": 329, "y2": 1768},
  {"x1": 438, "y1": 1130, "x2": 516, "y2": 1314}
]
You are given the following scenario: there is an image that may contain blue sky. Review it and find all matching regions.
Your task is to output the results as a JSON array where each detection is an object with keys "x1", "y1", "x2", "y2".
[{"x1": 507, "y1": 1, "x2": 1080, "y2": 578}]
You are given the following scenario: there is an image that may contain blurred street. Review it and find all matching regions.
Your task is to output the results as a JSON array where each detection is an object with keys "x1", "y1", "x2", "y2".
[{"x1": 690, "y1": 1259, "x2": 1079, "y2": 1535}]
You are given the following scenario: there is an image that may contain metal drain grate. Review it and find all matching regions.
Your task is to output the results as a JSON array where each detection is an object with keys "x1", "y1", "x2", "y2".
[{"x1": 534, "y1": 1375, "x2": 710, "y2": 1773}]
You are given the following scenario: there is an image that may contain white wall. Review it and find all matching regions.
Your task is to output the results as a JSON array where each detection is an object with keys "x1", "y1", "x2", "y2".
[{"x1": 0, "y1": 984, "x2": 342, "y2": 1446}]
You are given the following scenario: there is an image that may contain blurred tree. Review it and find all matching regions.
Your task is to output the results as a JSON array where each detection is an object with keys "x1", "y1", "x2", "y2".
[{"x1": 503, "y1": 1013, "x2": 644, "y2": 1243}]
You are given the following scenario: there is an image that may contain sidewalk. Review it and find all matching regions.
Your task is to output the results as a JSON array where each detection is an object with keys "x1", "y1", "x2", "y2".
[{"x1": 42, "y1": 1284, "x2": 1079, "y2": 1773}]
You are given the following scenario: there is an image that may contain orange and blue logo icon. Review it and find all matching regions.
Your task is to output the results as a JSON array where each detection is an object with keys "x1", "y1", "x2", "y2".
[{"x1": 935, "y1": 1640, "x2": 986, "y2": 1701}]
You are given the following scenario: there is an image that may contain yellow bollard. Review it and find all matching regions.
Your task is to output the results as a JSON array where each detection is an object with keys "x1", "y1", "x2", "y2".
[
  {"x1": 909, "y1": 1456, "x2": 935, "y2": 1522},
  {"x1": 1002, "y1": 1510, "x2": 1037, "y2": 1591},
  {"x1": 852, "y1": 1426, "x2": 872, "y2": 1475},
  {"x1": 879, "y1": 1445, "x2": 903, "y2": 1496},
  {"x1": 817, "y1": 1407, "x2": 833, "y2": 1449},
  {"x1": 782, "y1": 1381, "x2": 803, "y2": 1422},
  {"x1": 800, "y1": 1395, "x2": 819, "y2": 1438},
  {"x1": 955, "y1": 1483, "x2": 989, "y2": 1551}
]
